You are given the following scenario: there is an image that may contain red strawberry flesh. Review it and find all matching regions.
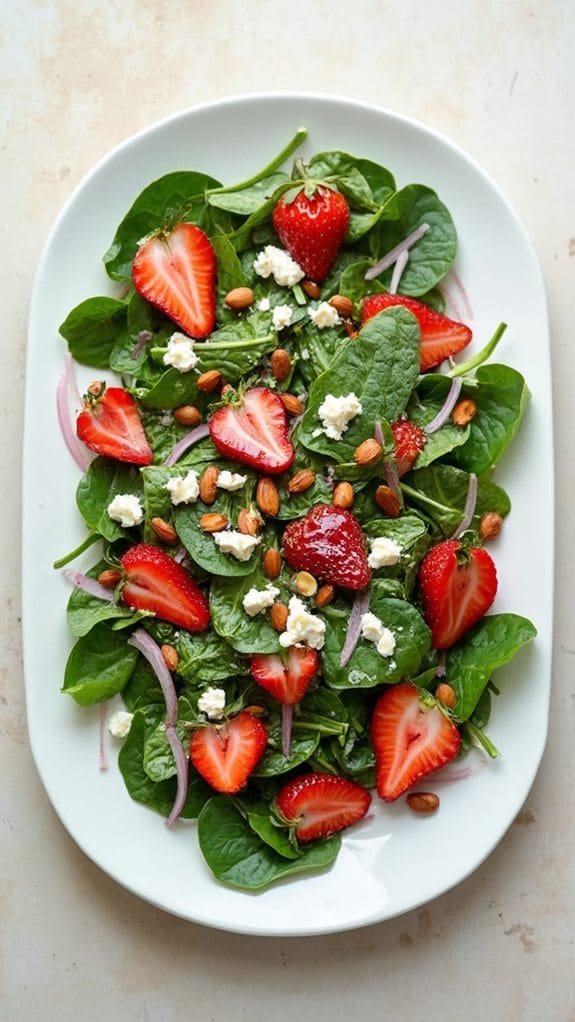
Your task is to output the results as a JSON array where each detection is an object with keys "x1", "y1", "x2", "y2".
[
  {"x1": 250, "y1": 647, "x2": 319, "y2": 705},
  {"x1": 132, "y1": 222, "x2": 216, "y2": 338},
  {"x1": 209, "y1": 387, "x2": 294, "y2": 474},
  {"x1": 362, "y1": 294, "x2": 472, "y2": 372},
  {"x1": 275, "y1": 772, "x2": 371, "y2": 842},
  {"x1": 371, "y1": 683, "x2": 461, "y2": 801},
  {"x1": 390, "y1": 419, "x2": 426, "y2": 476},
  {"x1": 419, "y1": 539, "x2": 498, "y2": 650},
  {"x1": 282, "y1": 504, "x2": 371, "y2": 590},
  {"x1": 189, "y1": 711, "x2": 267, "y2": 794},
  {"x1": 76, "y1": 386, "x2": 153, "y2": 465},
  {"x1": 272, "y1": 185, "x2": 350, "y2": 282},
  {"x1": 121, "y1": 543, "x2": 210, "y2": 632}
]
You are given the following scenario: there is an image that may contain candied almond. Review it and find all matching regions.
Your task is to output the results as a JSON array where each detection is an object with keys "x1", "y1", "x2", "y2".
[
  {"x1": 451, "y1": 397, "x2": 477, "y2": 427},
  {"x1": 270, "y1": 602, "x2": 289, "y2": 632},
  {"x1": 287, "y1": 468, "x2": 316, "y2": 494},
  {"x1": 302, "y1": 280, "x2": 321, "y2": 300},
  {"x1": 196, "y1": 369, "x2": 222, "y2": 393},
  {"x1": 199, "y1": 512, "x2": 229, "y2": 533},
  {"x1": 263, "y1": 548, "x2": 282, "y2": 580},
  {"x1": 161, "y1": 644, "x2": 180, "y2": 672},
  {"x1": 294, "y1": 571, "x2": 318, "y2": 597},
  {"x1": 435, "y1": 682, "x2": 458, "y2": 709},
  {"x1": 374, "y1": 485, "x2": 401, "y2": 518},
  {"x1": 151, "y1": 517, "x2": 178, "y2": 543},
  {"x1": 98, "y1": 568, "x2": 122, "y2": 589},
  {"x1": 199, "y1": 465, "x2": 219, "y2": 505},
  {"x1": 256, "y1": 477, "x2": 280, "y2": 516},
  {"x1": 406, "y1": 792, "x2": 440, "y2": 814},
  {"x1": 329, "y1": 294, "x2": 354, "y2": 319},
  {"x1": 315, "y1": 584, "x2": 335, "y2": 608},
  {"x1": 224, "y1": 286, "x2": 254, "y2": 310},
  {"x1": 280, "y1": 392, "x2": 305, "y2": 417},
  {"x1": 270, "y1": 348, "x2": 292, "y2": 382},
  {"x1": 332, "y1": 481, "x2": 354, "y2": 509},
  {"x1": 354, "y1": 439, "x2": 383, "y2": 466},
  {"x1": 479, "y1": 511, "x2": 503, "y2": 541},
  {"x1": 173, "y1": 405, "x2": 202, "y2": 428}
]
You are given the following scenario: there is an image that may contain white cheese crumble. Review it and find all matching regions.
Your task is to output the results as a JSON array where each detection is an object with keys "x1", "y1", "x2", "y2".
[
  {"x1": 165, "y1": 469, "x2": 200, "y2": 505},
  {"x1": 253, "y1": 245, "x2": 305, "y2": 287},
  {"x1": 197, "y1": 687, "x2": 226, "y2": 721},
  {"x1": 359, "y1": 612, "x2": 396, "y2": 658},
  {"x1": 242, "y1": 583, "x2": 281, "y2": 617},
  {"x1": 376, "y1": 630, "x2": 397, "y2": 658},
  {"x1": 213, "y1": 530, "x2": 262, "y2": 561},
  {"x1": 368, "y1": 536, "x2": 402, "y2": 569},
  {"x1": 108, "y1": 710, "x2": 134, "y2": 739},
  {"x1": 217, "y1": 470, "x2": 248, "y2": 492},
  {"x1": 272, "y1": 304, "x2": 294, "y2": 331},
  {"x1": 309, "y1": 301, "x2": 341, "y2": 329},
  {"x1": 316, "y1": 392, "x2": 363, "y2": 441},
  {"x1": 162, "y1": 333, "x2": 198, "y2": 372},
  {"x1": 279, "y1": 596, "x2": 326, "y2": 650},
  {"x1": 107, "y1": 493, "x2": 144, "y2": 528},
  {"x1": 257, "y1": 297, "x2": 271, "y2": 312}
]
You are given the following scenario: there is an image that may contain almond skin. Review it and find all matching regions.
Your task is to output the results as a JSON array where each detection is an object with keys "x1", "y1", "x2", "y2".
[
  {"x1": 406, "y1": 792, "x2": 440, "y2": 814},
  {"x1": 199, "y1": 465, "x2": 219, "y2": 505},
  {"x1": 196, "y1": 369, "x2": 222, "y2": 393},
  {"x1": 374, "y1": 485, "x2": 401, "y2": 518},
  {"x1": 329, "y1": 294, "x2": 354, "y2": 318},
  {"x1": 270, "y1": 348, "x2": 292, "y2": 382},
  {"x1": 435, "y1": 682, "x2": 458, "y2": 709},
  {"x1": 332, "y1": 481, "x2": 354, "y2": 509},
  {"x1": 315, "y1": 584, "x2": 335, "y2": 608},
  {"x1": 224, "y1": 286, "x2": 254, "y2": 310},
  {"x1": 173, "y1": 405, "x2": 202, "y2": 428},
  {"x1": 354, "y1": 439, "x2": 383, "y2": 466},
  {"x1": 270, "y1": 602, "x2": 289, "y2": 632},
  {"x1": 263, "y1": 548, "x2": 282, "y2": 580},
  {"x1": 287, "y1": 469, "x2": 316, "y2": 494},
  {"x1": 479, "y1": 511, "x2": 503, "y2": 541},
  {"x1": 98, "y1": 568, "x2": 122, "y2": 589},
  {"x1": 199, "y1": 512, "x2": 229, "y2": 533},
  {"x1": 280, "y1": 393, "x2": 305, "y2": 416},
  {"x1": 302, "y1": 280, "x2": 321, "y2": 300},
  {"x1": 451, "y1": 397, "x2": 477, "y2": 426},
  {"x1": 151, "y1": 517, "x2": 178, "y2": 543},
  {"x1": 161, "y1": 644, "x2": 180, "y2": 672},
  {"x1": 256, "y1": 477, "x2": 280, "y2": 516}
]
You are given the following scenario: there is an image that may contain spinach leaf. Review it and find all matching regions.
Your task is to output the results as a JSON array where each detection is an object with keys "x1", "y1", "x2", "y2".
[
  {"x1": 374, "y1": 184, "x2": 457, "y2": 295},
  {"x1": 197, "y1": 796, "x2": 340, "y2": 889},
  {"x1": 62, "y1": 623, "x2": 139, "y2": 706},
  {"x1": 208, "y1": 172, "x2": 290, "y2": 215},
  {"x1": 175, "y1": 484, "x2": 261, "y2": 578},
  {"x1": 253, "y1": 726, "x2": 319, "y2": 776},
  {"x1": 59, "y1": 296, "x2": 128, "y2": 369},
  {"x1": 209, "y1": 561, "x2": 282, "y2": 654},
  {"x1": 409, "y1": 375, "x2": 471, "y2": 467},
  {"x1": 66, "y1": 560, "x2": 151, "y2": 637},
  {"x1": 235, "y1": 796, "x2": 301, "y2": 859},
  {"x1": 143, "y1": 719, "x2": 192, "y2": 782},
  {"x1": 76, "y1": 458, "x2": 144, "y2": 541},
  {"x1": 212, "y1": 233, "x2": 247, "y2": 305},
  {"x1": 177, "y1": 630, "x2": 246, "y2": 684},
  {"x1": 452, "y1": 365, "x2": 530, "y2": 474},
  {"x1": 401, "y1": 464, "x2": 511, "y2": 536},
  {"x1": 122, "y1": 659, "x2": 166, "y2": 713}
]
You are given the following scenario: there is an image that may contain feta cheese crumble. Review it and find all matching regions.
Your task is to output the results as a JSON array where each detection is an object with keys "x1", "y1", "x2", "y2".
[
  {"x1": 213, "y1": 530, "x2": 261, "y2": 561},
  {"x1": 162, "y1": 333, "x2": 198, "y2": 372},
  {"x1": 108, "y1": 710, "x2": 134, "y2": 739},
  {"x1": 107, "y1": 493, "x2": 144, "y2": 528},
  {"x1": 376, "y1": 630, "x2": 396, "y2": 658},
  {"x1": 253, "y1": 245, "x2": 305, "y2": 287},
  {"x1": 217, "y1": 470, "x2": 248, "y2": 492},
  {"x1": 272, "y1": 304, "x2": 294, "y2": 331},
  {"x1": 368, "y1": 536, "x2": 402, "y2": 569},
  {"x1": 257, "y1": 297, "x2": 271, "y2": 312},
  {"x1": 316, "y1": 392, "x2": 363, "y2": 441},
  {"x1": 359, "y1": 612, "x2": 396, "y2": 658},
  {"x1": 242, "y1": 583, "x2": 281, "y2": 617},
  {"x1": 197, "y1": 687, "x2": 226, "y2": 721},
  {"x1": 166, "y1": 470, "x2": 200, "y2": 505},
  {"x1": 309, "y1": 301, "x2": 341, "y2": 329},
  {"x1": 279, "y1": 596, "x2": 326, "y2": 650}
]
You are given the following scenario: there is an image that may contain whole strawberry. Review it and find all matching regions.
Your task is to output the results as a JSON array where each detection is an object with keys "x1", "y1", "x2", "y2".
[
  {"x1": 272, "y1": 184, "x2": 350, "y2": 282},
  {"x1": 419, "y1": 538, "x2": 498, "y2": 649},
  {"x1": 282, "y1": 504, "x2": 370, "y2": 590}
]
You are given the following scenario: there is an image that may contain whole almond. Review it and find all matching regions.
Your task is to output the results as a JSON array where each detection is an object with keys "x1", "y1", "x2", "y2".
[
  {"x1": 151, "y1": 517, "x2": 178, "y2": 544},
  {"x1": 280, "y1": 392, "x2": 305, "y2": 416},
  {"x1": 173, "y1": 405, "x2": 202, "y2": 428},
  {"x1": 354, "y1": 438, "x2": 383, "y2": 466},
  {"x1": 406, "y1": 792, "x2": 440, "y2": 814},
  {"x1": 237, "y1": 507, "x2": 263, "y2": 536},
  {"x1": 287, "y1": 468, "x2": 316, "y2": 494},
  {"x1": 161, "y1": 644, "x2": 180, "y2": 672},
  {"x1": 479, "y1": 511, "x2": 503, "y2": 541},
  {"x1": 435, "y1": 682, "x2": 458, "y2": 709},
  {"x1": 302, "y1": 280, "x2": 321, "y2": 300},
  {"x1": 199, "y1": 512, "x2": 229, "y2": 533},
  {"x1": 270, "y1": 602, "x2": 289, "y2": 632},
  {"x1": 256, "y1": 477, "x2": 280, "y2": 517},
  {"x1": 270, "y1": 348, "x2": 292, "y2": 382},
  {"x1": 333, "y1": 481, "x2": 354, "y2": 509},
  {"x1": 329, "y1": 295, "x2": 354, "y2": 318},
  {"x1": 263, "y1": 548, "x2": 282, "y2": 580},
  {"x1": 199, "y1": 465, "x2": 219, "y2": 505},
  {"x1": 315, "y1": 583, "x2": 335, "y2": 608},
  {"x1": 294, "y1": 571, "x2": 318, "y2": 597},
  {"x1": 224, "y1": 286, "x2": 254, "y2": 310},
  {"x1": 374, "y1": 485, "x2": 401, "y2": 518},
  {"x1": 196, "y1": 369, "x2": 222, "y2": 393},
  {"x1": 451, "y1": 397, "x2": 477, "y2": 426},
  {"x1": 98, "y1": 568, "x2": 122, "y2": 589}
]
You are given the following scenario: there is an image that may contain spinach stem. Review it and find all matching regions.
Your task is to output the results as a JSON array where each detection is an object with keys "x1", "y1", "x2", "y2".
[
  {"x1": 449, "y1": 322, "x2": 507, "y2": 378},
  {"x1": 208, "y1": 127, "x2": 308, "y2": 196},
  {"x1": 399, "y1": 482, "x2": 453, "y2": 516},
  {"x1": 292, "y1": 720, "x2": 347, "y2": 738},
  {"x1": 53, "y1": 531, "x2": 100, "y2": 569},
  {"x1": 465, "y1": 721, "x2": 500, "y2": 759},
  {"x1": 150, "y1": 333, "x2": 275, "y2": 362}
]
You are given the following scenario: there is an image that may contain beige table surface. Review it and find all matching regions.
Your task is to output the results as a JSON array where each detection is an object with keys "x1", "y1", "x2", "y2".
[{"x1": 2, "y1": 1, "x2": 574, "y2": 1019}]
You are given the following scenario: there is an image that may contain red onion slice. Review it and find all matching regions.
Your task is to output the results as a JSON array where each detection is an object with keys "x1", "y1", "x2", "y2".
[
  {"x1": 364, "y1": 223, "x2": 430, "y2": 281},
  {"x1": 132, "y1": 330, "x2": 153, "y2": 360},
  {"x1": 163, "y1": 423, "x2": 211, "y2": 466},
  {"x1": 388, "y1": 249, "x2": 409, "y2": 295},
  {"x1": 99, "y1": 703, "x2": 108, "y2": 771},
  {"x1": 282, "y1": 703, "x2": 294, "y2": 759},
  {"x1": 63, "y1": 569, "x2": 115, "y2": 602},
  {"x1": 165, "y1": 723, "x2": 189, "y2": 826},
  {"x1": 127, "y1": 627, "x2": 178, "y2": 726},
  {"x1": 340, "y1": 588, "x2": 371, "y2": 667},
  {"x1": 424, "y1": 377, "x2": 463, "y2": 434},
  {"x1": 452, "y1": 473, "x2": 478, "y2": 538},
  {"x1": 451, "y1": 269, "x2": 474, "y2": 322},
  {"x1": 56, "y1": 360, "x2": 94, "y2": 472}
]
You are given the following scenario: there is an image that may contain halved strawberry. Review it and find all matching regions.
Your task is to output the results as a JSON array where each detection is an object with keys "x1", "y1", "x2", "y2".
[
  {"x1": 371, "y1": 683, "x2": 461, "y2": 801},
  {"x1": 209, "y1": 387, "x2": 294, "y2": 474},
  {"x1": 272, "y1": 184, "x2": 350, "y2": 281},
  {"x1": 120, "y1": 543, "x2": 209, "y2": 632},
  {"x1": 132, "y1": 222, "x2": 216, "y2": 338},
  {"x1": 362, "y1": 294, "x2": 472, "y2": 371},
  {"x1": 419, "y1": 539, "x2": 498, "y2": 650},
  {"x1": 282, "y1": 504, "x2": 371, "y2": 590},
  {"x1": 189, "y1": 711, "x2": 268, "y2": 794},
  {"x1": 390, "y1": 419, "x2": 426, "y2": 476},
  {"x1": 76, "y1": 383, "x2": 153, "y2": 465},
  {"x1": 250, "y1": 647, "x2": 319, "y2": 705},
  {"x1": 274, "y1": 772, "x2": 371, "y2": 842}
]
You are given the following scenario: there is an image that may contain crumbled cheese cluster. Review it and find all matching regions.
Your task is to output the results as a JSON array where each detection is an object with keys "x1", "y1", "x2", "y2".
[
  {"x1": 166, "y1": 470, "x2": 200, "y2": 505},
  {"x1": 108, "y1": 710, "x2": 134, "y2": 739},
  {"x1": 242, "y1": 583, "x2": 281, "y2": 617},
  {"x1": 272, "y1": 304, "x2": 294, "y2": 331},
  {"x1": 163, "y1": 333, "x2": 198, "y2": 372},
  {"x1": 360, "y1": 612, "x2": 396, "y2": 658},
  {"x1": 198, "y1": 687, "x2": 226, "y2": 720},
  {"x1": 279, "y1": 596, "x2": 326, "y2": 650},
  {"x1": 316, "y1": 392, "x2": 363, "y2": 441},
  {"x1": 217, "y1": 471, "x2": 248, "y2": 492},
  {"x1": 253, "y1": 245, "x2": 305, "y2": 287},
  {"x1": 107, "y1": 493, "x2": 144, "y2": 527},
  {"x1": 309, "y1": 302, "x2": 341, "y2": 329},
  {"x1": 368, "y1": 536, "x2": 402, "y2": 569},
  {"x1": 213, "y1": 531, "x2": 261, "y2": 561}
]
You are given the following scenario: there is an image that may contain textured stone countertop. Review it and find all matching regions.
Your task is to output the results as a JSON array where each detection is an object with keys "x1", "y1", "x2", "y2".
[{"x1": 2, "y1": 2, "x2": 574, "y2": 1019}]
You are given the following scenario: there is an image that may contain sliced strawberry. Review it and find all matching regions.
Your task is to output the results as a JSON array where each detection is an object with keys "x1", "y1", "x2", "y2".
[
  {"x1": 189, "y1": 711, "x2": 268, "y2": 794},
  {"x1": 272, "y1": 185, "x2": 350, "y2": 281},
  {"x1": 275, "y1": 772, "x2": 371, "y2": 842},
  {"x1": 362, "y1": 294, "x2": 472, "y2": 371},
  {"x1": 282, "y1": 505, "x2": 371, "y2": 590},
  {"x1": 76, "y1": 383, "x2": 153, "y2": 465},
  {"x1": 419, "y1": 539, "x2": 498, "y2": 650},
  {"x1": 132, "y1": 222, "x2": 216, "y2": 338},
  {"x1": 371, "y1": 683, "x2": 461, "y2": 801},
  {"x1": 120, "y1": 543, "x2": 209, "y2": 632},
  {"x1": 209, "y1": 387, "x2": 294, "y2": 474},
  {"x1": 390, "y1": 419, "x2": 426, "y2": 476},
  {"x1": 250, "y1": 647, "x2": 319, "y2": 705}
]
